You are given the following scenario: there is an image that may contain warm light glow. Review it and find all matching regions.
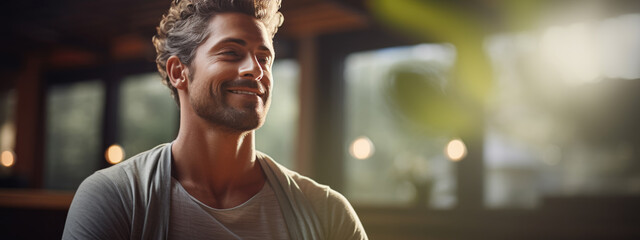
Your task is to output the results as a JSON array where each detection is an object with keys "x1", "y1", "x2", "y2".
[
  {"x1": 446, "y1": 139, "x2": 467, "y2": 161},
  {"x1": 350, "y1": 136, "x2": 374, "y2": 160},
  {"x1": 1, "y1": 150, "x2": 15, "y2": 167},
  {"x1": 105, "y1": 144, "x2": 125, "y2": 165},
  {"x1": 541, "y1": 23, "x2": 599, "y2": 84}
]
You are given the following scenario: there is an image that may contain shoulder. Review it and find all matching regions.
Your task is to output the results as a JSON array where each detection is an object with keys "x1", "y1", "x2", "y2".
[
  {"x1": 289, "y1": 172, "x2": 367, "y2": 239},
  {"x1": 100, "y1": 143, "x2": 169, "y2": 178},
  {"x1": 261, "y1": 157, "x2": 349, "y2": 211},
  {"x1": 63, "y1": 143, "x2": 171, "y2": 240},
  {"x1": 80, "y1": 143, "x2": 171, "y2": 208},
  {"x1": 70, "y1": 143, "x2": 171, "y2": 213},
  {"x1": 258, "y1": 153, "x2": 368, "y2": 239},
  {"x1": 91, "y1": 143, "x2": 170, "y2": 191},
  {"x1": 63, "y1": 171, "x2": 131, "y2": 239},
  {"x1": 256, "y1": 152, "x2": 334, "y2": 202}
]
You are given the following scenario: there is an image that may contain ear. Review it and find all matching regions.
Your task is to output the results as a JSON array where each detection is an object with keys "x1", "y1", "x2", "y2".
[{"x1": 166, "y1": 56, "x2": 190, "y2": 90}]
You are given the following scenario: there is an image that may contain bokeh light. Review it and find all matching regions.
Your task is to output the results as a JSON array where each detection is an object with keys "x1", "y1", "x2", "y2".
[
  {"x1": 105, "y1": 144, "x2": 125, "y2": 165},
  {"x1": 445, "y1": 139, "x2": 467, "y2": 161},
  {"x1": 1, "y1": 150, "x2": 15, "y2": 167},
  {"x1": 350, "y1": 136, "x2": 375, "y2": 160}
]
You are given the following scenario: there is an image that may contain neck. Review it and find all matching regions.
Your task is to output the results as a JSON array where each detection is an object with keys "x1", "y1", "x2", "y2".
[{"x1": 171, "y1": 108, "x2": 265, "y2": 208}]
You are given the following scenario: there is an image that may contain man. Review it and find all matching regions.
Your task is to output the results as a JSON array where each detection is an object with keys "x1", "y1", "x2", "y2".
[{"x1": 62, "y1": 0, "x2": 367, "y2": 239}]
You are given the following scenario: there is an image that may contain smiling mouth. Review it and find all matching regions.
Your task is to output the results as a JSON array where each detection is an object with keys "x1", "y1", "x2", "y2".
[
  {"x1": 225, "y1": 81, "x2": 265, "y2": 97},
  {"x1": 226, "y1": 87, "x2": 266, "y2": 98},
  {"x1": 229, "y1": 90, "x2": 259, "y2": 95}
]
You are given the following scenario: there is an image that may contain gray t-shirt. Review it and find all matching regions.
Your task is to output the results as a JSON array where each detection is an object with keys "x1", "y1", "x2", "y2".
[
  {"x1": 169, "y1": 178, "x2": 290, "y2": 239},
  {"x1": 62, "y1": 144, "x2": 368, "y2": 239}
]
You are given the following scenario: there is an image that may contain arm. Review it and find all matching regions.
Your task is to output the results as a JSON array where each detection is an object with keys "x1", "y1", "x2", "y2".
[{"x1": 62, "y1": 172, "x2": 131, "y2": 240}]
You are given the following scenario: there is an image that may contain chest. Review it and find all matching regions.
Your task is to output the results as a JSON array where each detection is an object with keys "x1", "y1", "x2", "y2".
[{"x1": 168, "y1": 179, "x2": 290, "y2": 239}]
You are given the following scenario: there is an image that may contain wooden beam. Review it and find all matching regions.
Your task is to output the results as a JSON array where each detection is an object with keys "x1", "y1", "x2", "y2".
[
  {"x1": 0, "y1": 189, "x2": 73, "y2": 209},
  {"x1": 294, "y1": 36, "x2": 318, "y2": 177},
  {"x1": 281, "y1": 2, "x2": 369, "y2": 38},
  {"x1": 14, "y1": 55, "x2": 45, "y2": 188}
]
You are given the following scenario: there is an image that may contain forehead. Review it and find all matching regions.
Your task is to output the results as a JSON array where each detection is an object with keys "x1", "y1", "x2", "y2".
[{"x1": 202, "y1": 12, "x2": 273, "y2": 51}]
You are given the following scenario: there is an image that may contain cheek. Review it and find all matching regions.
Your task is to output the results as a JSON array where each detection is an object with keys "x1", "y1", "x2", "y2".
[{"x1": 201, "y1": 66, "x2": 232, "y2": 94}]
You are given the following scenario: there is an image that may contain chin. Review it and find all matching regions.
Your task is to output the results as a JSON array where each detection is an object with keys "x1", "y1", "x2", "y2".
[{"x1": 219, "y1": 111, "x2": 267, "y2": 132}]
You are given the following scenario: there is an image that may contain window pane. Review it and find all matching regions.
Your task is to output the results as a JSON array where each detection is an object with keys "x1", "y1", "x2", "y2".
[
  {"x1": 484, "y1": 13, "x2": 640, "y2": 208},
  {"x1": 344, "y1": 44, "x2": 458, "y2": 208},
  {"x1": 118, "y1": 73, "x2": 178, "y2": 158},
  {"x1": 256, "y1": 59, "x2": 299, "y2": 169},
  {"x1": 45, "y1": 80, "x2": 104, "y2": 190}
]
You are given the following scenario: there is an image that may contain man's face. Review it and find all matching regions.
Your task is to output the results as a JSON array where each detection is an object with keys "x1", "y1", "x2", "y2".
[{"x1": 187, "y1": 12, "x2": 274, "y2": 132}]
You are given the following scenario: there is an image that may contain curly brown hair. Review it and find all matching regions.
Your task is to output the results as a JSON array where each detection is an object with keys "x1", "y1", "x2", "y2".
[{"x1": 152, "y1": 0, "x2": 283, "y2": 106}]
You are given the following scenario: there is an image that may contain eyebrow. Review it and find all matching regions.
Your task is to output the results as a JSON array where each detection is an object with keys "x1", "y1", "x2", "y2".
[{"x1": 218, "y1": 37, "x2": 272, "y2": 53}]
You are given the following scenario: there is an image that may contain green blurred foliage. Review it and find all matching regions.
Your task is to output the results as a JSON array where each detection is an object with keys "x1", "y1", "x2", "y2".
[
  {"x1": 369, "y1": 0, "x2": 494, "y2": 105},
  {"x1": 386, "y1": 61, "x2": 473, "y2": 135}
]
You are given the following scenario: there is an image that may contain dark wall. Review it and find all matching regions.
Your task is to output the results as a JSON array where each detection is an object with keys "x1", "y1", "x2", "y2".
[{"x1": 0, "y1": 208, "x2": 68, "y2": 240}]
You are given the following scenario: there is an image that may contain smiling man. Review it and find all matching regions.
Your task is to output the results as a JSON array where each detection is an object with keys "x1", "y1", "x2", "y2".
[{"x1": 62, "y1": 0, "x2": 367, "y2": 239}]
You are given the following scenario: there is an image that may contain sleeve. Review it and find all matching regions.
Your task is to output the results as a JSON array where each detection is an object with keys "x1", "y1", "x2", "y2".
[
  {"x1": 323, "y1": 189, "x2": 369, "y2": 240},
  {"x1": 299, "y1": 176, "x2": 368, "y2": 240},
  {"x1": 62, "y1": 172, "x2": 131, "y2": 240}
]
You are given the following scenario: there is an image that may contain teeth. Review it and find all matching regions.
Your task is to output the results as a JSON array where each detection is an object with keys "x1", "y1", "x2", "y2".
[{"x1": 230, "y1": 90, "x2": 257, "y2": 95}]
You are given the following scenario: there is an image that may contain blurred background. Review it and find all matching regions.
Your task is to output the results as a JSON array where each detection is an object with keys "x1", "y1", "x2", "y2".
[{"x1": 2, "y1": 0, "x2": 640, "y2": 239}]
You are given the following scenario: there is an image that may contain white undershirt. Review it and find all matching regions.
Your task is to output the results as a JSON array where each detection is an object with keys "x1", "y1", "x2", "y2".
[{"x1": 168, "y1": 177, "x2": 290, "y2": 239}]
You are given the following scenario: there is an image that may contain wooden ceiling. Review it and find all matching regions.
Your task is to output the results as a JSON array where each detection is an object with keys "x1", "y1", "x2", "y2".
[
  {"x1": 2, "y1": 0, "x2": 370, "y2": 68},
  {"x1": 4, "y1": 0, "x2": 640, "y2": 71}
]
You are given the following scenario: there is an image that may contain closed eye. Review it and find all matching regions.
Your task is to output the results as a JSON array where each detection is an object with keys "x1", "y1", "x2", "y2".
[{"x1": 221, "y1": 51, "x2": 239, "y2": 56}]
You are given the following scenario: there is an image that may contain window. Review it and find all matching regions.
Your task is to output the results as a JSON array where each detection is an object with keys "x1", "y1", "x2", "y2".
[
  {"x1": 484, "y1": 13, "x2": 640, "y2": 208},
  {"x1": 344, "y1": 44, "x2": 458, "y2": 208},
  {"x1": 44, "y1": 80, "x2": 104, "y2": 190},
  {"x1": 118, "y1": 73, "x2": 178, "y2": 158}
]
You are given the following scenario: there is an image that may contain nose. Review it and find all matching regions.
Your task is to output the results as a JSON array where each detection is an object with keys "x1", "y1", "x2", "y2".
[{"x1": 239, "y1": 54, "x2": 264, "y2": 81}]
